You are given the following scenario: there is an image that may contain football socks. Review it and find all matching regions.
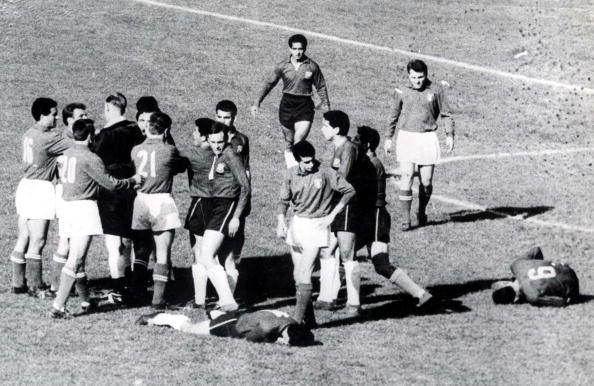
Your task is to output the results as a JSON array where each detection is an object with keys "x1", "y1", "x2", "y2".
[
  {"x1": 293, "y1": 283, "x2": 313, "y2": 324},
  {"x1": 53, "y1": 267, "x2": 77, "y2": 310},
  {"x1": 152, "y1": 263, "x2": 169, "y2": 306},
  {"x1": 317, "y1": 256, "x2": 340, "y2": 303},
  {"x1": 191, "y1": 263, "x2": 208, "y2": 306},
  {"x1": 10, "y1": 250, "x2": 26, "y2": 289},
  {"x1": 390, "y1": 268, "x2": 426, "y2": 299},
  {"x1": 51, "y1": 253, "x2": 68, "y2": 291},
  {"x1": 25, "y1": 253, "x2": 42, "y2": 289},
  {"x1": 344, "y1": 261, "x2": 361, "y2": 306},
  {"x1": 206, "y1": 265, "x2": 236, "y2": 307}
]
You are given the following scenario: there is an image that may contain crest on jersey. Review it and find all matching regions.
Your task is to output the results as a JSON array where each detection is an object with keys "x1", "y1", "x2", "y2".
[
  {"x1": 216, "y1": 162, "x2": 226, "y2": 174},
  {"x1": 427, "y1": 93, "x2": 435, "y2": 102},
  {"x1": 313, "y1": 178, "x2": 322, "y2": 189},
  {"x1": 332, "y1": 158, "x2": 340, "y2": 169},
  {"x1": 304, "y1": 71, "x2": 313, "y2": 79},
  {"x1": 236, "y1": 145, "x2": 243, "y2": 153}
]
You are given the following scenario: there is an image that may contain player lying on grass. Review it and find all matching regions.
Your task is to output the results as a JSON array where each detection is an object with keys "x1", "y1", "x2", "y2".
[
  {"x1": 492, "y1": 246, "x2": 580, "y2": 307},
  {"x1": 136, "y1": 309, "x2": 315, "y2": 346},
  {"x1": 50, "y1": 119, "x2": 143, "y2": 318}
]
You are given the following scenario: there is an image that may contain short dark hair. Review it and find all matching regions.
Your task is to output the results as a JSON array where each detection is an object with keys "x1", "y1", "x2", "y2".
[
  {"x1": 286, "y1": 324, "x2": 314, "y2": 347},
  {"x1": 207, "y1": 121, "x2": 229, "y2": 141},
  {"x1": 492, "y1": 285, "x2": 516, "y2": 304},
  {"x1": 323, "y1": 110, "x2": 350, "y2": 136},
  {"x1": 194, "y1": 117, "x2": 215, "y2": 137},
  {"x1": 136, "y1": 96, "x2": 160, "y2": 120},
  {"x1": 357, "y1": 126, "x2": 380, "y2": 152},
  {"x1": 148, "y1": 111, "x2": 172, "y2": 135},
  {"x1": 407, "y1": 59, "x2": 428, "y2": 76},
  {"x1": 288, "y1": 34, "x2": 308, "y2": 50},
  {"x1": 291, "y1": 140, "x2": 316, "y2": 161},
  {"x1": 31, "y1": 98, "x2": 57, "y2": 121},
  {"x1": 72, "y1": 118, "x2": 95, "y2": 141},
  {"x1": 215, "y1": 100, "x2": 238, "y2": 116},
  {"x1": 62, "y1": 103, "x2": 86, "y2": 126},
  {"x1": 106, "y1": 92, "x2": 127, "y2": 114}
]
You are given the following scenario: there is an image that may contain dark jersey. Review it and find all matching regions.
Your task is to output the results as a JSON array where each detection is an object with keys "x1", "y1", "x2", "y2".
[
  {"x1": 185, "y1": 145, "x2": 214, "y2": 198},
  {"x1": 228, "y1": 128, "x2": 250, "y2": 175},
  {"x1": 210, "y1": 310, "x2": 295, "y2": 343},
  {"x1": 22, "y1": 124, "x2": 71, "y2": 181},
  {"x1": 93, "y1": 119, "x2": 144, "y2": 178},
  {"x1": 331, "y1": 138, "x2": 374, "y2": 207},
  {"x1": 131, "y1": 138, "x2": 187, "y2": 194},
  {"x1": 367, "y1": 152, "x2": 387, "y2": 207},
  {"x1": 210, "y1": 146, "x2": 251, "y2": 219},
  {"x1": 511, "y1": 259, "x2": 579, "y2": 307}
]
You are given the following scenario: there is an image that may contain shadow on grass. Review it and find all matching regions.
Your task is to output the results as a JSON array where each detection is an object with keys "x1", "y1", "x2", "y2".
[
  {"x1": 573, "y1": 294, "x2": 594, "y2": 305},
  {"x1": 417, "y1": 205, "x2": 554, "y2": 229}
]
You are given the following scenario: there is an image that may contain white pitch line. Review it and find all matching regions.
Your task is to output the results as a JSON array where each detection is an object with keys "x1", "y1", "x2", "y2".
[
  {"x1": 387, "y1": 179, "x2": 594, "y2": 234},
  {"x1": 439, "y1": 147, "x2": 594, "y2": 164},
  {"x1": 130, "y1": 0, "x2": 594, "y2": 95}
]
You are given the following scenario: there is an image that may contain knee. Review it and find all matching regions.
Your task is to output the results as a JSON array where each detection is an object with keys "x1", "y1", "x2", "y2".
[{"x1": 371, "y1": 253, "x2": 396, "y2": 279}]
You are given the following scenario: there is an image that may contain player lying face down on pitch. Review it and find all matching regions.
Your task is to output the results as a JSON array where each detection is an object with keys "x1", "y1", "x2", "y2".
[
  {"x1": 492, "y1": 246, "x2": 580, "y2": 307},
  {"x1": 135, "y1": 309, "x2": 315, "y2": 347}
]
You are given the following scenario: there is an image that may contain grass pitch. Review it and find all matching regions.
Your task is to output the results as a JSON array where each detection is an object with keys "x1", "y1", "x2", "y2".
[{"x1": 0, "y1": 0, "x2": 592, "y2": 384}]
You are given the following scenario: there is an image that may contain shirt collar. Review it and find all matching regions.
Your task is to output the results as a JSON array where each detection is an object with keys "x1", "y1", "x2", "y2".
[{"x1": 287, "y1": 55, "x2": 310, "y2": 64}]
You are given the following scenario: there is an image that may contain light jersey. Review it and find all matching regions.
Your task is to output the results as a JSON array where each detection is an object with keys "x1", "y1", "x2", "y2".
[
  {"x1": 386, "y1": 80, "x2": 453, "y2": 137},
  {"x1": 278, "y1": 162, "x2": 355, "y2": 219},
  {"x1": 131, "y1": 138, "x2": 187, "y2": 194},
  {"x1": 256, "y1": 55, "x2": 330, "y2": 107},
  {"x1": 184, "y1": 145, "x2": 214, "y2": 198},
  {"x1": 210, "y1": 146, "x2": 251, "y2": 219},
  {"x1": 58, "y1": 143, "x2": 134, "y2": 201},
  {"x1": 511, "y1": 259, "x2": 580, "y2": 306},
  {"x1": 231, "y1": 310, "x2": 296, "y2": 343},
  {"x1": 21, "y1": 124, "x2": 72, "y2": 181},
  {"x1": 93, "y1": 119, "x2": 144, "y2": 178}
]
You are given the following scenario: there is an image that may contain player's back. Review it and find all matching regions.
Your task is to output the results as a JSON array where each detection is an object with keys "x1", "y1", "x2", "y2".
[
  {"x1": 235, "y1": 310, "x2": 295, "y2": 343},
  {"x1": 131, "y1": 138, "x2": 187, "y2": 194},
  {"x1": 22, "y1": 125, "x2": 71, "y2": 181},
  {"x1": 511, "y1": 259, "x2": 579, "y2": 306}
]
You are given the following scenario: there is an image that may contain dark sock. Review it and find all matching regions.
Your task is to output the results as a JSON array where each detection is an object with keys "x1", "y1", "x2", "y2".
[
  {"x1": 371, "y1": 253, "x2": 396, "y2": 279},
  {"x1": 10, "y1": 250, "x2": 26, "y2": 288},
  {"x1": 152, "y1": 263, "x2": 169, "y2": 306},
  {"x1": 75, "y1": 273, "x2": 90, "y2": 303},
  {"x1": 25, "y1": 253, "x2": 42, "y2": 289},
  {"x1": 418, "y1": 184, "x2": 433, "y2": 215},
  {"x1": 292, "y1": 283, "x2": 313, "y2": 324}
]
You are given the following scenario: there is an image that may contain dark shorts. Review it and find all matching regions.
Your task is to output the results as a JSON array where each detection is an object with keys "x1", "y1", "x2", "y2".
[
  {"x1": 206, "y1": 197, "x2": 238, "y2": 235},
  {"x1": 358, "y1": 206, "x2": 391, "y2": 247},
  {"x1": 331, "y1": 203, "x2": 359, "y2": 233},
  {"x1": 185, "y1": 197, "x2": 212, "y2": 236},
  {"x1": 97, "y1": 188, "x2": 135, "y2": 238},
  {"x1": 209, "y1": 312, "x2": 240, "y2": 338},
  {"x1": 278, "y1": 94, "x2": 315, "y2": 130}
]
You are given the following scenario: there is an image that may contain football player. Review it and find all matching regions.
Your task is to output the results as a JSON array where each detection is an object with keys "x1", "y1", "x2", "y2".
[
  {"x1": 135, "y1": 309, "x2": 314, "y2": 346},
  {"x1": 94, "y1": 93, "x2": 145, "y2": 302},
  {"x1": 492, "y1": 246, "x2": 580, "y2": 307},
  {"x1": 11, "y1": 97, "x2": 71, "y2": 297},
  {"x1": 277, "y1": 141, "x2": 355, "y2": 326},
  {"x1": 251, "y1": 34, "x2": 331, "y2": 168},
  {"x1": 383, "y1": 59, "x2": 455, "y2": 230},
  {"x1": 50, "y1": 119, "x2": 143, "y2": 318},
  {"x1": 130, "y1": 112, "x2": 187, "y2": 309}
]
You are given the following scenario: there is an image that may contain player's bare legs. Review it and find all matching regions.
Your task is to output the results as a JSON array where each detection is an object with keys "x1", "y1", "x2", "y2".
[
  {"x1": 293, "y1": 120, "x2": 312, "y2": 144},
  {"x1": 281, "y1": 126, "x2": 298, "y2": 168},
  {"x1": 10, "y1": 216, "x2": 29, "y2": 291},
  {"x1": 151, "y1": 230, "x2": 174, "y2": 308},
  {"x1": 25, "y1": 218, "x2": 50, "y2": 293},
  {"x1": 52, "y1": 235, "x2": 92, "y2": 313},
  {"x1": 398, "y1": 161, "x2": 415, "y2": 231},
  {"x1": 129, "y1": 230, "x2": 153, "y2": 304},
  {"x1": 198, "y1": 230, "x2": 237, "y2": 310},
  {"x1": 51, "y1": 236, "x2": 69, "y2": 293},
  {"x1": 190, "y1": 234, "x2": 208, "y2": 308},
  {"x1": 218, "y1": 242, "x2": 239, "y2": 296},
  {"x1": 291, "y1": 245, "x2": 318, "y2": 325},
  {"x1": 417, "y1": 164, "x2": 435, "y2": 226}
]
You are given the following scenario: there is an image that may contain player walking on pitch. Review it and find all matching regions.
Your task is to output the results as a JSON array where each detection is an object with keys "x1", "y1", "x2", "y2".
[
  {"x1": 251, "y1": 34, "x2": 331, "y2": 168},
  {"x1": 384, "y1": 59, "x2": 455, "y2": 230}
]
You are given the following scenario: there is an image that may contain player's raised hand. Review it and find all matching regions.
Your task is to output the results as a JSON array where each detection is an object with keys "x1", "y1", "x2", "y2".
[
  {"x1": 250, "y1": 105, "x2": 259, "y2": 118},
  {"x1": 276, "y1": 219, "x2": 288, "y2": 239},
  {"x1": 228, "y1": 218, "x2": 240, "y2": 237},
  {"x1": 446, "y1": 134, "x2": 455, "y2": 153},
  {"x1": 384, "y1": 139, "x2": 393, "y2": 155}
]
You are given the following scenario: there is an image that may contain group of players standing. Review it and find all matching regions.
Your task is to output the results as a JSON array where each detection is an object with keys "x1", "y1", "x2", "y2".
[{"x1": 11, "y1": 33, "x2": 456, "y2": 326}]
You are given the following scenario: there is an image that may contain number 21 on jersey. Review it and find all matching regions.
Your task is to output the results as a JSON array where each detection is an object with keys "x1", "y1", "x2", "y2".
[{"x1": 136, "y1": 150, "x2": 156, "y2": 177}]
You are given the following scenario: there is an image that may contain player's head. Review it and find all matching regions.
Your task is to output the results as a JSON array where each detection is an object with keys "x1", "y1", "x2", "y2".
[
  {"x1": 72, "y1": 118, "x2": 95, "y2": 142},
  {"x1": 215, "y1": 100, "x2": 238, "y2": 128},
  {"x1": 147, "y1": 111, "x2": 171, "y2": 137},
  {"x1": 288, "y1": 34, "x2": 307, "y2": 59},
  {"x1": 194, "y1": 117, "x2": 214, "y2": 147},
  {"x1": 32, "y1": 97, "x2": 58, "y2": 128},
  {"x1": 105, "y1": 92, "x2": 127, "y2": 118},
  {"x1": 322, "y1": 110, "x2": 350, "y2": 139},
  {"x1": 135, "y1": 96, "x2": 160, "y2": 121},
  {"x1": 406, "y1": 60, "x2": 428, "y2": 89},
  {"x1": 62, "y1": 103, "x2": 87, "y2": 127},
  {"x1": 356, "y1": 125, "x2": 380, "y2": 152},
  {"x1": 206, "y1": 122, "x2": 229, "y2": 155},
  {"x1": 283, "y1": 324, "x2": 315, "y2": 347},
  {"x1": 491, "y1": 281, "x2": 519, "y2": 304},
  {"x1": 292, "y1": 141, "x2": 317, "y2": 172}
]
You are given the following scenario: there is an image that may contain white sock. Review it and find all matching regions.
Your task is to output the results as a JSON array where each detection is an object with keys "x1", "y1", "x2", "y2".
[
  {"x1": 191, "y1": 264, "x2": 208, "y2": 305},
  {"x1": 284, "y1": 150, "x2": 298, "y2": 169},
  {"x1": 344, "y1": 261, "x2": 361, "y2": 306},
  {"x1": 318, "y1": 257, "x2": 340, "y2": 302},
  {"x1": 206, "y1": 265, "x2": 236, "y2": 306},
  {"x1": 390, "y1": 268, "x2": 425, "y2": 299}
]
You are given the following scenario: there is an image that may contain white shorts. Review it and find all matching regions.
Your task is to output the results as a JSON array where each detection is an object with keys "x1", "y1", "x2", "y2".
[
  {"x1": 286, "y1": 215, "x2": 330, "y2": 249},
  {"x1": 15, "y1": 178, "x2": 56, "y2": 220},
  {"x1": 132, "y1": 193, "x2": 181, "y2": 231},
  {"x1": 396, "y1": 130, "x2": 440, "y2": 165},
  {"x1": 61, "y1": 200, "x2": 103, "y2": 237}
]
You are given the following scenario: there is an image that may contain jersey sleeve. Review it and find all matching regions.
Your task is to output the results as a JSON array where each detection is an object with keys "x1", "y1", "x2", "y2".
[
  {"x1": 46, "y1": 133, "x2": 72, "y2": 156},
  {"x1": 170, "y1": 147, "x2": 189, "y2": 175},
  {"x1": 226, "y1": 152, "x2": 251, "y2": 219},
  {"x1": 278, "y1": 170, "x2": 292, "y2": 216},
  {"x1": 386, "y1": 89, "x2": 403, "y2": 138},
  {"x1": 436, "y1": 85, "x2": 455, "y2": 135},
  {"x1": 328, "y1": 169, "x2": 355, "y2": 205},
  {"x1": 312, "y1": 62, "x2": 330, "y2": 109},
  {"x1": 338, "y1": 145, "x2": 356, "y2": 179},
  {"x1": 84, "y1": 154, "x2": 133, "y2": 191},
  {"x1": 255, "y1": 62, "x2": 282, "y2": 106}
]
